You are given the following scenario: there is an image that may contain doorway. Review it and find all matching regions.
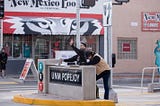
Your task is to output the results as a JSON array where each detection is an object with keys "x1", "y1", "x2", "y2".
[{"x1": 33, "y1": 37, "x2": 50, "y2": 62}]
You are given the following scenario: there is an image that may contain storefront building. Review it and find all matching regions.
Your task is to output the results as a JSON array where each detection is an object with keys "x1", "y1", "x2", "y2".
[
  {"x1": 2, "y1": 0, "x2": 105, "y2": 62},
  {"x1": 2, "y1": 0, "x2": 160, "y2": 74},
  {"x1": 112, "y1": 0, "x2": 160, "y2": 73}
]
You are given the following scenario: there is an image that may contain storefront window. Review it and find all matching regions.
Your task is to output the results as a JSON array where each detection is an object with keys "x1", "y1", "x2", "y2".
[
  {"x1": 13, "y1": 35, "x2": 22, "y2": 58},
  {"x1": 3, "y1": 34, "x2": 97, "y2": 59},
  {"x1": 3, "y1": 35, "x2": 12, "y2": 57},
  {"x1": 51, "y1": 36, "x2": 73, "y2": 58},
  {"x1": 83, "y1": 36, "x2": 97, "y2": 51},
  {"x1": 34, "y1": 37, "x2": 49, "y2": 59},
  {"x1": 23, "y1": 35, "x2": 32, "y2": 58},
  {"x1": 50, "y1": 35, "x2": 97, "y2": 58},
  {"x1": 3, "y1": 34, "x2": 32, "y2": 59},
  {"x1": 117, "y1": 37, "x2": 137, "y2": 59}
]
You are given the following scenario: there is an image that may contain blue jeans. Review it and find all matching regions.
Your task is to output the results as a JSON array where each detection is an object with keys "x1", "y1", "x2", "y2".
[{"x1": 96, "y1": 70, "x2": 110, "y2": 99}]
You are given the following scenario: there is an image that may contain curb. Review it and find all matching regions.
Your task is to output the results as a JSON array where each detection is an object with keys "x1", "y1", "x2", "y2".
[{"x1": 13, "y1": 95, "x2": 115, "y2": 106}]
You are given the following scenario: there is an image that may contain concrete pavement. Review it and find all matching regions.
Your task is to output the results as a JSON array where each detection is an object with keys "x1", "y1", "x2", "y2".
[
  {"x1": 11, "y1": 76, "x2": 115, "y2": 106},
  {"x1": 13, "y1": 84, "x2": 160, "y2": 106},
  {"x1": 1, "y1": 75, "x2": 160, "y2": 106},
  {"x1": 113, "y1": 85, "x2": 160, "y2": 106}
]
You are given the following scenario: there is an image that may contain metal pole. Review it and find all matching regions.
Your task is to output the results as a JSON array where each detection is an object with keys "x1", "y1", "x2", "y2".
[
  {"x1": 104, "y1": 24, "x2": 113, "y2": 89},
  {"x1": 104, "y1": 26, "x2": 108, "y2": 63},
  {"x1": 108, "y1": 26, "x2": 113, "y2": 88},
  {"x1": 103, "y1": 1, "x2": 112, "y2": 88},
  {"x1": 76, "y1": 0, "x2": 80, "y2": 48},
  {"x1": 0, "y1": 19, "x2": 3, "y2": 50}
]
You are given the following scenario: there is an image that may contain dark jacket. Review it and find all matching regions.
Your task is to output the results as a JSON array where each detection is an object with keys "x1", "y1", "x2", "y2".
[
  {"x1": 0, "y1": 52, "x2": 8, "y2": 70},
  {"x1": 64, "y1": 45, "x2": 87, "y2": 65},
  {"x1": 86, "y1": 52, "x2": 110, "y2": 75}
]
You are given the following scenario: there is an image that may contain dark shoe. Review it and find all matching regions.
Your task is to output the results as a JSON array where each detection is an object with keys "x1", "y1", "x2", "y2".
[{"x1": 96, "y1": 85, "x2": 99, "y2": 99}]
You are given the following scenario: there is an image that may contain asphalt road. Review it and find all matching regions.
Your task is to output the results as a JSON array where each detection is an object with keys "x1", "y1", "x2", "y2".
[
  {"x1": 0, "y1": 77, "x2": 37, "y2": 106},
  {"x1": 1, "y1": 76, "x2": 160, "y2": 106}
]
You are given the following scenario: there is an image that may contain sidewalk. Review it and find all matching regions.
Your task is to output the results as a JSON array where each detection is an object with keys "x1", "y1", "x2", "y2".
[
  {"x1": 12, "y1": 84, "x2": 160, "y2": 106},
  {"x1": 113, "y1": 85, "x2": 160, "y2": 106},
  {"x1": 10, "y1": 76, "x2": 115, "y2": 106},
  {"x1": 2, "y1": 74, "x2": 160, "y2": 106}
]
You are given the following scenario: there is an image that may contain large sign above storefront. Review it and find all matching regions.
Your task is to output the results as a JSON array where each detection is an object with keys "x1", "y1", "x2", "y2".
[
  {"x1": 142, "y1": 12, "x2": 160, "y2": 31},
  {"x1": 3, "y1": 0, "x2": 105, "y2": 35},
  {"x1": 3, "y1": 16, "x2": 103, "y2": 35},
  {"x1": 5, "y1": 0, "x2": 105, "y2": 14}
]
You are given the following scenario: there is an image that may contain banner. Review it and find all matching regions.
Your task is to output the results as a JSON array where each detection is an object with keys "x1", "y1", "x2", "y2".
[
  {"x1": 3, "y1": 16, "x2": 103, "y2": 35},
  {"x1": 3, "y1": 0, "x2": 106, "y2": 35},
  {"x1": 5, "y1": 0, "x2": 106, "y2": 15},
  {"x1": 142, "y1": 12, "x2": 160, "y2": 31},
  {"x1": 19, "y1": 59, "x2": 38, "y2": 80}
]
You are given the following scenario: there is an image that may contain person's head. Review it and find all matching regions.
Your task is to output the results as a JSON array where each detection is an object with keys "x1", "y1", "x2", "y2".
[
  {"x1": 86, "y1": 51, "x2": 95, "y2": 59},
  {"x1": 80, "y1": 42, "x2": 87, "y2": 50},
  {"x1": 1, "y1": 48, "x2": 5, "y2": 53}
]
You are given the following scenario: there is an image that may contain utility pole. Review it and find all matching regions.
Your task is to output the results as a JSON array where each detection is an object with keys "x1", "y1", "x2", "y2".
[
  {"x1": 76, "y1": 0, "x2": 81, "y2": 48},
  {"x1": 0, "y1": 19, "x2": 3, "y2": 49},
  {"x1": 103, "y1": 0, "x2": 112, "y2": 87},
  {"x1": 103, "y1": 0, "x2": 130, "y2": 102},
  {"x1": 0, "y1": 0, "x2": 4, "y2": 50},
  {"x1": 76, "y1": 0, "x2": 96, "y2": 48},
  {"x1": 103, "y1": 0, "x2": 119, "y2": 102}
]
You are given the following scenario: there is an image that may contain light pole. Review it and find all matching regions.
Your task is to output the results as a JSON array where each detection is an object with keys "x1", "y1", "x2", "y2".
[
  {"x1": 76, "y1": 0, "x2": 81, "y2": 48},
  {"x1": 0, "y1": 19, "x2": 3, "y2": 50},
  {"x1": 103, "y1": 0, "x2": 112, "y2": 87},
  {"x1": 76, "y1": 0, "x2": 96, "y2": 48},
  {"x1": 103, "y1": 0, "x2": 129, "y2": 102},
  {"x1": 0, "y1": 0, "x2": 4, "y2": 50}
]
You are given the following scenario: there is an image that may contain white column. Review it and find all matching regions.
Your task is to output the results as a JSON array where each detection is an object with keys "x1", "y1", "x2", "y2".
[
  {"x1": 103, "y1": 1, "x2": 112, "y2": 87},
  {"x1": 76, "y1": 0, "x2": 80, "y2": 48},
  {"x1": 0, "y1": 19, "x2": 3, "y2": 50}
]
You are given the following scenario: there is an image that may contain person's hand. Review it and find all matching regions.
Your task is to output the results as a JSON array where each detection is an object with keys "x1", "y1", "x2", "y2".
[
  {"x1": 59, "y1": 58, "x2": 63, "y2": 65},
  {"x1": 69, "y1": 39, "x2": 74, "y2": 46}
]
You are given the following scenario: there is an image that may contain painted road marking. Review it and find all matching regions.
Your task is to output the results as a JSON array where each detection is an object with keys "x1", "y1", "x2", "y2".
[
  {"x1": 0, "y1": 82, "x2": 18, "y2": 84},
  {"x1": 116, "y1": 101, "x2": 160, "y2": 106}
]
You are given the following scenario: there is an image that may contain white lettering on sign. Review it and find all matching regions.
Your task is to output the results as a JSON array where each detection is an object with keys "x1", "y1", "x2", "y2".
[
  {"x1": 142, "y1": 12, "x2": 160, "y2": 31},
  {"x1": 61, "y1": 73, "x2": 80, "y2": 82},
  {"x1": 50, "y1": 69, "x2": 82, "y2": 86},
  {"x1": 144, "y1": 13, "x2": 160, "y2": 22},
  {"x1": 144, "y1": 23, "x2": 158, "y2": 28},
  {"x1": 52, "y1": 72, "x2": 61, "y2": 80}
]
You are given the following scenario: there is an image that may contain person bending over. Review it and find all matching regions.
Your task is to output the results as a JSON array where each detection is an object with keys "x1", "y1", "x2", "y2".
[{"x1": 86, "y1": 51, "x2": 111, "y2": 100}]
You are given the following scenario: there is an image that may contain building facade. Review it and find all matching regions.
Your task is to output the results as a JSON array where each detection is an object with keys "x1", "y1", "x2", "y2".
[
  {"x1": 2, "y1": 0, "x2": 105, "y2": 63},
  {"x1": 1, "y1": 0, "x2": 160, "y2": 74},
  {"x1": 112, "y1": 0, "x2": 160, "y2": 73}
]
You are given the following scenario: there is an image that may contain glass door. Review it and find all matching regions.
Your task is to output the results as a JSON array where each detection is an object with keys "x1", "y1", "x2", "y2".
[{"x1": 34, "y1": 37, "x2": 49, "y2": 61}]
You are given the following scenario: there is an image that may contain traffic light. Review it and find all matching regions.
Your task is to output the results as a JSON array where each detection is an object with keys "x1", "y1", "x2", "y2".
[
  {"x1": 0, "y1": 0, "x2": 4, "y2": 19},
  {"x1": 81, "y1": 0, "x2": 96, "y2": 7}
]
